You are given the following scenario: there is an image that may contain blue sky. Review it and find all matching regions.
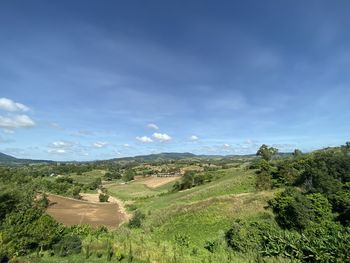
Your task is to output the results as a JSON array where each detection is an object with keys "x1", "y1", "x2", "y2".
[{"x1": 0, "y1": 0, "x2": 350, "y2": 161}]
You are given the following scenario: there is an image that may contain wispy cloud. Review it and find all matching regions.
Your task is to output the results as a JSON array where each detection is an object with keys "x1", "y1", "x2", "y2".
[
  {"x1": 190, "y1": 135, "x2": 199, "y2": 141},
  {"x1": 147, "y1": 123, "x2": 159, "y2": 130},
  {"x1": 48, "y1": 140, "x2": 75, "y2": 154},
  {"x1": 136, "y1": 136, "x2": 153, "y2": 143},
  {"x1": 93, "y1": 141, "x2": 108, "y2": 148}
]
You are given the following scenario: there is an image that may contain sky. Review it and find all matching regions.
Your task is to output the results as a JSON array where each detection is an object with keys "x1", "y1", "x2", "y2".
[{"x1": 0, "y1": 0, "x2": 350, "y2": 161}]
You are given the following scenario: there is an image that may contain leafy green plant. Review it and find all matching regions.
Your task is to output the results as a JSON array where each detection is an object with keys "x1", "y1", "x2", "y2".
[
  {"x1": 53, "y1": 235, "x2": 82, "y2": 257},
  {"x1": 128, "y1": 210, "x2": 146, "y2": 228}
]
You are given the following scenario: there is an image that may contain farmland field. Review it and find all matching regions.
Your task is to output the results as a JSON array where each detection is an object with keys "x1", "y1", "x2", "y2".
[
  {"x1": 105, "y1": 176, "x2": 177, "y2": 200},
  {"x1": 46, "y1": 194, "x2": 128, "y2": 229}
]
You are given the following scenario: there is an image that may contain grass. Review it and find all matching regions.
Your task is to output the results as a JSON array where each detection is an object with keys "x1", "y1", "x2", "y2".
[
  {"x1": 105, "y1": 180, "x2": 175, "y2": 201},
  {"x1": 105, "y1": 167, "x2": 275, "y2": 250},
  {"x1": 70, "y1": 170, "x2": 106, "y2": 185},
  {"x1": 149, "y1": 191, "x2": 275, "y2": 247},
  {"x1": 129, "y1": 168, "x2": 256, "y2": 212},
  {"x1": 21, "y1": 254, "x2": 148, "y2": 263},
  {"x1": 34, "y1": 166, "x2": 281, "y2": 262}
]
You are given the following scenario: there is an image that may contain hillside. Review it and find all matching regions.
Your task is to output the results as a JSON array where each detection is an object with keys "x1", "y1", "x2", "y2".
[
  {"x1": 2, "y1": 143, "x2": 350, "y2": 262},
  {"x1": 0, "y1": 152, "x2": 54, "y2": 165},
  {"x1": 0, "y1": 152, "x2": 18, "y2": 163}
]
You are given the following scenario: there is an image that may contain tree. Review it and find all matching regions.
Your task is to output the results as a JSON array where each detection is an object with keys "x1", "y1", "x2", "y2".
[
  {"x1": 179, "y1": 171, "x2": 195, "y2": 190},
  {"x1": 256, "y1": 144, "x2": 278, "y2": 161},
  {"x1": 123, "y1": 169, "x2": 136, "y2": 182},
  {"x1": 275, "y1": 161, "x2": 299, "y2": 185},
  {"x1": 0, "y1": 189, "x2": 19, "y2": 223},
  {"x1": 256, "y1": 160, "x2": 273, "y2": 190},
  {"x1": 293, "y1": 149, "x2": 303, "y2": 157}
]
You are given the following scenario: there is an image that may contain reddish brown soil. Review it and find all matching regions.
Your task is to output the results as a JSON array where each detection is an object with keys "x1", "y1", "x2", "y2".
[{"x1": 46, "y1": 194, "x2": 128, "y2": 229}]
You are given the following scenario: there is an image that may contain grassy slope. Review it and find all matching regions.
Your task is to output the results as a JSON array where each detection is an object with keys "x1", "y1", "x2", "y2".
[
  {"x1": 34, "y1": 167, "x2": 278, "y2": 262},
  {"x1": 105, "y1": 180, "x2": 176, "y2": 200},
  {"x1": 70, "y1": 170, "x2": 106, "y2": 184},
  {"x1": 108, "y1": 167, "x2": 275, "y2": 248}
]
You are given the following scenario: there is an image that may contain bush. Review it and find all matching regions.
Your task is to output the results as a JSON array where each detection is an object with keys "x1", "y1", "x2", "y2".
[
  {"x1": 71, "y1": 186, "x2": 81, "y2": 199},
  {"x1": 53, "y1": 235, "x2": 82, "y2": 257},
  {"x1": 99, "y1": 193, "x2": 109, "y2": 202},
  {"x1": 123, "y1": 169, "x2": 135, "y2": 182},
  {"x1": 255, "y1": 160, "x2": 273, "y2": 190},
  {"x1": 0, "y1": 209, "x2": 62, "y2": 256},
  {"x1": 87, "y1": 178, "x2": 102, "y2": 190},
  {"x1": 269, "y1": 188, "x2": 333, "y2": 231},
  {"x1": 103, "y1": 172, "x2": 122, "y2": 181},
  {"x1": 36, "y1": 193, "x2": 49, "y2": 209},
  {"x1": 128, "y1": 210, "x2": 145, "y2": 228},
  {"x1": 224, "y1": 219, "x2": 350, "y2": 262}
]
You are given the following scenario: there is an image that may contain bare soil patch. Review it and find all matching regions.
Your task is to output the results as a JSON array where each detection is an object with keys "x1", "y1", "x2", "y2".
[
  {"x1": 134, "y1": 176, "x2": 180, "y2": 188},
  {"x1": 46, "y1": 194, "x2": 129, "y2": 229}
]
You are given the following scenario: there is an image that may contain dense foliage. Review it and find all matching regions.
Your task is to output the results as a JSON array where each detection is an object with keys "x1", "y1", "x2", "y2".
[
  {"x1": 172, "y1": 171, "x2": 213, "y2": 191},
  {"x1": 230, "y1": 142, "x2": 350, "y2": 262}
]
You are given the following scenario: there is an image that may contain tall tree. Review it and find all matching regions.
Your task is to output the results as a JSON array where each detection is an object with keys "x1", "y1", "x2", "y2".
[{"x1": 256, "y1": 144, "x2": 278, "y2": 161}]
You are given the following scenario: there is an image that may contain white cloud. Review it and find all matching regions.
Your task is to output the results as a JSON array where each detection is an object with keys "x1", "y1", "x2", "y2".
[
  {"x1": 147, "y1": 123, "x2": 159, "y2": 130},
  {"x1": 136, "y1": 136, "x2": 153, "y2": 143},
  {"x1": 223, "y1": 143, "x2": 231, "y2": 148},
  {"x1": 0, "y1": 115, "x2": 35, "y2": 129},
  {"x1": 48, "y1": 149, "x2": 66, "y2": 154},
  {"x1": 48, "y1": 140, "x2": 85, "y2": 155},
  {"x1": 51, "y1": 141, "x2": 72, "y2": 148},
  {"x1": 153, "y1": 132, "x2": 172, "y2": 142},
  {"x1": 93, "y1": 141, "x2": 108, "y2": 148},
  {"x1": 0, "y1": 98, "x2": 29, "y2": 112},
  {"x1": 123, "y1": 143, "x2": 130, "y2": 147},
  {"x1": 190, "y1": 135, "x2": 199, "y2": 141},
  {"x1": 48, "y1": 141, "x2": 74, "y2": 154}
]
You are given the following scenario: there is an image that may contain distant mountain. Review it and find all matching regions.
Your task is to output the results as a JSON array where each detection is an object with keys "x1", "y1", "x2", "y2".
[
  {"x1": 0, "y1": 150, "x2": 294, "y2": 165},
  {"x1": 0, "y1": 152, "x2": 18, "y2": 163},
  {"x1": 107, "y1": 151, "x2": 293, "y2": 163},
  {"x1": 0, "y1": 152, "x2": 55, "y2": 165},
  {"x1": 109, "y1": 152, "x2": 197, "y2": 162}
]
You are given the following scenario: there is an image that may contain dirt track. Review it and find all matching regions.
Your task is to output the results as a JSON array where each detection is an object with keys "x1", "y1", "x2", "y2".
[{"x1": 46, "y1": 194, "x2": 128, "y2": 229}]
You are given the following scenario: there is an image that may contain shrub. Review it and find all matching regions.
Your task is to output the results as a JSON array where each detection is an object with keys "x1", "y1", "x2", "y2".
[
  {"x1": 128, "y1": 210, "x2": 145, "y2": 228},
  {"x1": 71, "y1": 186, "x2": 81, "y2": 199},
  {"x1": 53, "y1": 235, "x2": 82, "y2": 257},
  {"x1": 99, "y1": 193, "x2": 109, "y2": 202},
  {"x1": 123, "y1": 169, "x2": 136, "y2": 182},
  {"x1": 268, "y1": 188, "x2": 333, "y2": 231}
]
